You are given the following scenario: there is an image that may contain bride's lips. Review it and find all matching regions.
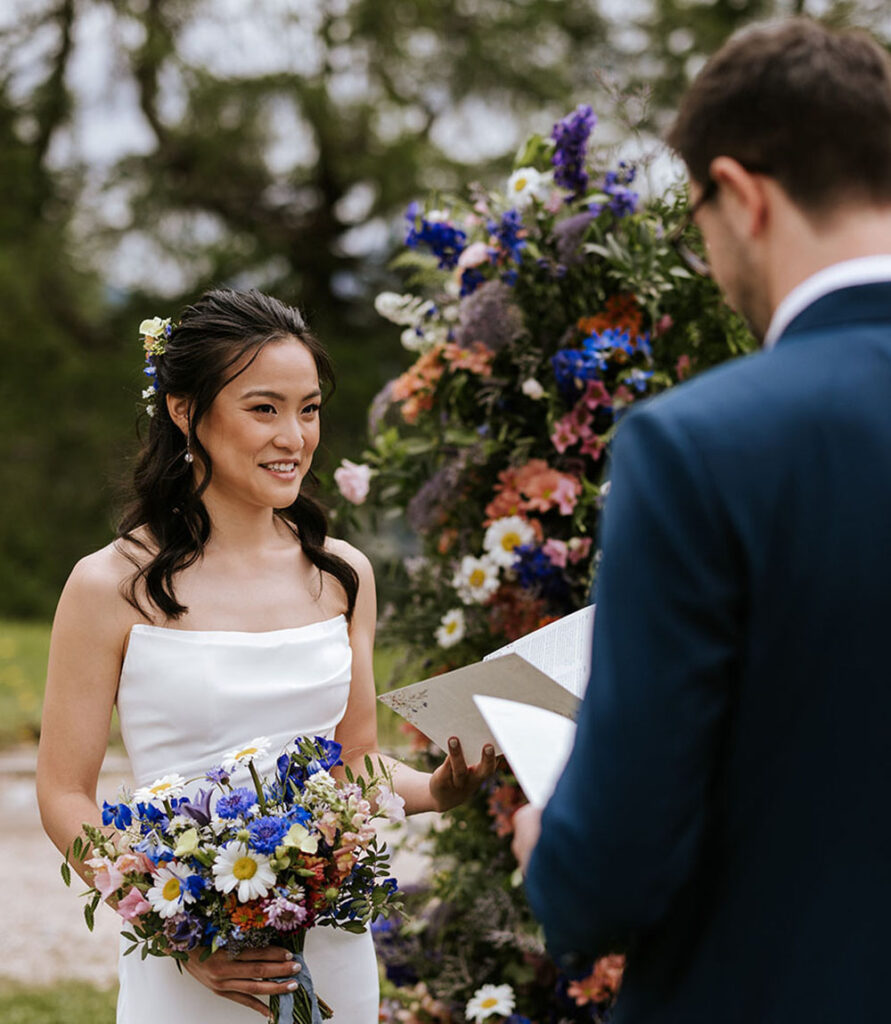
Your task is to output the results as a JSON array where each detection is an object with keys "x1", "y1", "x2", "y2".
[{"x1": 260, "y1": 460, "x2": 299, "y2": 480}]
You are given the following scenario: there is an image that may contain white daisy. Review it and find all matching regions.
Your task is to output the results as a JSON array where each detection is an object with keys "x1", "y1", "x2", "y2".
[
  {"x1": 221, "y1": 737, "x2": 271, "y2": 773},
  {"x1": 452, "y1": 555, "x2": 501, "y2": 605},
  {"x1": 212, "y1": 842, "x2": 276, "y2": 902},
  {"x1": 435, "y1": 608, "x2": 466, "y2": 648},
  {"x1": 146, "y1": 864, "x2": 198, "y2": 919},
  {"x1": 133, "y1": 773, "x2": 186, "y2": 804},
  {"x1": 465, "y1": 983, "x2": 516, "y2": 1022},
  {"x1": 483, "y1": 516, "x2": 536, "y2": 568},
  {"x1": 506, "y1": 167, "x2": 551, "y2": 208}
]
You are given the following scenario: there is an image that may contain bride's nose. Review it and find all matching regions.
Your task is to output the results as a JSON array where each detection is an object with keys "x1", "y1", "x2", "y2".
[{"x1": 273, "y1": 416, "x2": 305, "y2": 451}]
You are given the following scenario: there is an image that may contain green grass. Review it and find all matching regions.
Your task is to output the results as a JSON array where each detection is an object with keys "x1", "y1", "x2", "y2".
[
  {"x1": 0, "y1": 980, "x2": 117, "y2": 1024},
  {"x1": 0, "y1": 618, "x2": 409, "y2": 751},
  {"x1": 0, "y1": 619, "x2": 50, "y2": 746}
]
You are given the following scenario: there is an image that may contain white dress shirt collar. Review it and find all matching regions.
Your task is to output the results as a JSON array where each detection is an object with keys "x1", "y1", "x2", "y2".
[{"x1": 763, "y1": 254, "x2": 891, "y2": 350}]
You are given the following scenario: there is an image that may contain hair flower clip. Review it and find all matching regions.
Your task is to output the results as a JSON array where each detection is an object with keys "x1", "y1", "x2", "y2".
[{"x1": 139, "y1": 316, "x2": 175, "y2": 416}]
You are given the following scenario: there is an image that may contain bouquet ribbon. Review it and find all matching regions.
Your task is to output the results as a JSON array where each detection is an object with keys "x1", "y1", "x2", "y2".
[{"x1": 273, "y1": 952, "x2": 322, "y2": 1024}]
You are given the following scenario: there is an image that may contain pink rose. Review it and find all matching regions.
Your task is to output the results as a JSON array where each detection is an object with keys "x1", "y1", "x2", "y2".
[
  {"x1": 116, "y1": 886, "x2": 152, "y2": 921},
  {"x1": 333, "y1": 459, "x2": 372, "y2": 504},
  {"x1": 457, "y1": 241, "x2": 490, "y2": 269}
]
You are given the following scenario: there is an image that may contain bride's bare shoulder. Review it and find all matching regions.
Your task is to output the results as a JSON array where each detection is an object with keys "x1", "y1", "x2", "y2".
[
  {"x1": 325, "y1": 536, "x2": 373, "y2": 579},
  {"x1": 61, "y1": 531, "x2": 155, "y2": 622}
]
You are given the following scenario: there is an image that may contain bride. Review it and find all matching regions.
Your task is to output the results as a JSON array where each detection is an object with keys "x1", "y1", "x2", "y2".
[{"x1": 36, "y1": 288, "x2": 496, "y2": 1023}]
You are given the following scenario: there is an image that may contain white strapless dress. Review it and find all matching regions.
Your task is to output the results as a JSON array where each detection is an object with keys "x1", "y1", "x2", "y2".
[{"x1": 115, "y1": 615, "x2": 379, "y2": 1023}]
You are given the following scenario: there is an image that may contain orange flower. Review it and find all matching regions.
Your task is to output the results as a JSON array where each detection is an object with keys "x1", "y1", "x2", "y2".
[
  {"x1": 443, "y1": 341, "x2": 493, "y2": 375},
  {"x1": 229, "y1": 897, "x2": 268, "y2": 931},
  {"x1": 487, "y1": 781, "x2": 527, "y2": 837},
  {"x1": 567, "y1": 954, "x2": 626, "y2": 1005},
  {"x1": 484, "y1": 488, "x2": 525, "y2": 524},
  {"x1": 577, "y1": 293, "x2": 644, "y2": 340}
]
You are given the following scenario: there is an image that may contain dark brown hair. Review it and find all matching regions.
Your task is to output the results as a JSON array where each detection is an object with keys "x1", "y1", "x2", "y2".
[
  {"x1": 117, "y1": 288, "x2": 358, "y2": 621},
  {"x1": 667, "y1": 19, "x2": 891, "y2": 213}
]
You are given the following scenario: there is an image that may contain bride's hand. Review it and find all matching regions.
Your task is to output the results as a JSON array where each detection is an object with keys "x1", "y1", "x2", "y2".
[
  {"x1": 184, "y1": 945, "x2": 302, "y2": 1019},
  {"x1": 429, "y1": 737, "x2": 497, "y2": 812}
]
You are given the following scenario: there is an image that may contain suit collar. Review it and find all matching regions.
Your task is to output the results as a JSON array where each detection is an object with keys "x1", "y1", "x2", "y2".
[
  {"x1": 765, "y1": 256, "x2": 891, "y2": 349},
  {"x1": 774, "y1": 280, "x2": 891, "y2": 345}
]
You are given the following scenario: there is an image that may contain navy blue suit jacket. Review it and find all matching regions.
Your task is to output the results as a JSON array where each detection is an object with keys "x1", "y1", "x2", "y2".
[{"x1": 525, "y1": 283, "x2": 891, "y2": 1023}]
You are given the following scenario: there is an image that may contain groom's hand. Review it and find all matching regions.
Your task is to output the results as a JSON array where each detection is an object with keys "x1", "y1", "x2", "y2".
[
  {"x1": 429, "y1": 736, "x2": 497, "y2": 812},
  {"x1": 511, "y1": 804, "x2": 542, "y2": 872}
]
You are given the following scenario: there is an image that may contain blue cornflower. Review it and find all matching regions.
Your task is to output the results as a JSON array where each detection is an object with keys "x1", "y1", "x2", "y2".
[
  {"x1": 288, "y1": 805, "x2": 312, "y2": 827},
  {"x1": 404, "y1": 203, "x2": 467, "y2": 269},
  {"x1": 514, "y1": 545, "x2": 569, "y2": 600},
  {"x1": 101, "y1": 800, "x2": 132, "y2": 830},
  {"x1": 214, "y1": 787, "x2": 257, "y2": 820},
  {"x1": 248, "y1": 815, "x2": 288, "y2": 854},
  {"x1": 551, "y1": 104, "x2": 597, "y2": 197},
  {"x1": 204, "y1": 766, "x2": 230, "y2": 786}
]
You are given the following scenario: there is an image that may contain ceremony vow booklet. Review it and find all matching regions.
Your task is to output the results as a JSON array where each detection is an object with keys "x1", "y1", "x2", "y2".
[{"x1": 379, "y1": 605, "x2": 594, "y2": 801}]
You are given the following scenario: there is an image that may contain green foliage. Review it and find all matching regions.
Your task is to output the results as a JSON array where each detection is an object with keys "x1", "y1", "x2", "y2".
[{"x1": 0, "y1": 982, "x2": 117, "y2": 1024}]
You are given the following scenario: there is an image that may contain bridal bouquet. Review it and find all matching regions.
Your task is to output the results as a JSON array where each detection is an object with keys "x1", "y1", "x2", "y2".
[{"x1": 63, "y1": 736, "x2": 404, "y2": 1024}]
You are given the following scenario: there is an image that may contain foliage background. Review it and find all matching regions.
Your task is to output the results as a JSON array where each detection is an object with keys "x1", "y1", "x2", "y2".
[{"x1": 3, "y1": 0, "x2": 890, "y2": 620}]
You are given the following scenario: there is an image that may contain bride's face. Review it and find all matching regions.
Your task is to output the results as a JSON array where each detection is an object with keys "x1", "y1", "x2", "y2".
[{"x1": 196, "y1": 337, "x2": 322, "y2": 511}]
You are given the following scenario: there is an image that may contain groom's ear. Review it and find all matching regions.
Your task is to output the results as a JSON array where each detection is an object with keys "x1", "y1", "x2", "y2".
[{"x1": 166, "y1": 394, "x2": 193, "y2": 437}]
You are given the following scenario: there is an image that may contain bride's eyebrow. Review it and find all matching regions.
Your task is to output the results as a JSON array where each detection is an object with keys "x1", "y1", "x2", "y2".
[{"x1": 239, "y1": 387, "x2": 323, "y2": 402}]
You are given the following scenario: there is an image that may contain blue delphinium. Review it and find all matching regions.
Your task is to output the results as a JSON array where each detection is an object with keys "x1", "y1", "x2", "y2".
[
  {"x1": 603, "y1": 163, "x2": 639, "y2": 218},
  {"x1": 489, "y1": 208, "x2": 527, "y2": 264},
  {"x1": 405, "y1": 202, "x2": 467, "y2": 269},
  {"x1": 460, "y1": 266, "x2": 486, "y2": 296},
  {"x1": 248, "y1": 815, "x2": 289, "y2": 853},
  {"x1": 102, "y1": 800, "x2": 132, "y2": 830},
  {"x1": 551, "y1": 348, "x2": 601, "y2": 398},
  {"x1": 551, "y1": 104, "x2": 597, "y2": 197},
  {"x1": 215, "y1": 787, "x2": 257, "y2": 820}
]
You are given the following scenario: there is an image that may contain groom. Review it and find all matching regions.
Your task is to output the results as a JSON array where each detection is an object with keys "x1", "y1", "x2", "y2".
[{"x1": 513, "y1": 18, "x2": 891, "y2": 1023}]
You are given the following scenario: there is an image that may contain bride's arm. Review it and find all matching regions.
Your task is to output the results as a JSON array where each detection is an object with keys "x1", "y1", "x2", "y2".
[
  {"x1": 331, "y1": 541, "x2": 496, "y2": 815},
  {"x1": 36, "y1": 549, "x2": 130, "y2": 884}
]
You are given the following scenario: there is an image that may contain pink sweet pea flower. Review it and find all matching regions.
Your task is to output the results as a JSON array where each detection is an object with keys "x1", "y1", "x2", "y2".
[
  {"x1": 552, "y1": 474, "x2": 582, "y2": 515},
  {"x1": 116, "y1": 886, "x2": 152, "y2": 921},
  {"x1": 334, "y1": 459, "x2": 372, "y2": 504},
  {"x1": 86, "y1": 856, "x2": 124, "y2": 900},
  {"x1": 115, "y1": 852, "x2": 156, "y2": 877},
  {"x1": 567, "y1": 537, "x2": 593, "y2": 564},
  {"x1": 542, "y1": 538, "x2": 569, "y2": 568},
  {"x1": 457, "y1": 241, "x2": 490, "y2": 268},
  {"x1": 551, "y1": 416, "x2": 579, "y2": 454}
]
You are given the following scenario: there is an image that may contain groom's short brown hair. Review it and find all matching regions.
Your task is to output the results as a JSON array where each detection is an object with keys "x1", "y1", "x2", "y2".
[{"x1": 667, "y1": 19, "x2": 891, "y2": 214}]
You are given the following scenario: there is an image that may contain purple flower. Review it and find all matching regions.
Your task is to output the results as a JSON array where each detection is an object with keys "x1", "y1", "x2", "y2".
[
  {"x1": 265, "y1": 896, "x2": 308, "y2": 931},
  {"x1": 514, "y1": 545, "x2": 569, "y2": 600},
  {"x1": 204, "y1": 766, "x2": 230, "y2": 786},
  {"x1": 164, "y1": 913, "x2": 203, "y2": 951},
  {"x1": 455, "y1": 280, "x2": 524, "y2": 352},
  {"x1": 405, "y1": 203, "x2": 467, "y2": 269},
  {"x1": 551, "y1": 105, "x2": 597, "y2": 197},
  {"x1": 553, "y1": 211, "x2": 596, "y2": 265},
  {"x1": 215, "y1": 787, "x2": 257, "y2": 820},
  {"x1": 248, "y1": 815, "x2": 288, "y2": 854},
  {"x1": 179, "y1": 788, "x2": 214, "y2": 827}
]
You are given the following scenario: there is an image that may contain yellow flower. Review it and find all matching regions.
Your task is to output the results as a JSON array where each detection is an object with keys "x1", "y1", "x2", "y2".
[
  {"x1": 283, "y1": 822, "x2": 319, "y2": 854},
  {"x1": 174, "y1": 827, "x2": 200, "y2": 858}
]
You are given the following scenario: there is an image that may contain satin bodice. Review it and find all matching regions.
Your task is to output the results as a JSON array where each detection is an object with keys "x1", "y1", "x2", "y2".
[{"x1": 117, "y1": 615, "x2": 352, "y2": 787}]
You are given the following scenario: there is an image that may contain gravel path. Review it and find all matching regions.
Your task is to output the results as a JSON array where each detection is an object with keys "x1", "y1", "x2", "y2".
[{"x1": 0, "y1": 746, "x2": 432, "y2": 989}]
